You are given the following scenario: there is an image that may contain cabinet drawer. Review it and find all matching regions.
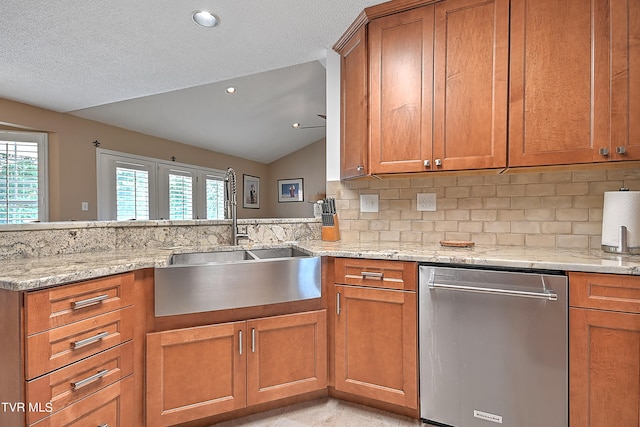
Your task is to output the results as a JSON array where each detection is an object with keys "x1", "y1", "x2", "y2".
[
  {"x1": 26, "y1": 273, "x2": 134, "y2": 336},
  {"x1": 334, "y1": 258, "x2": 417, "y2": 291},
  {"x1": 25, "y1": 307, "x2": 134, "y2": 380},
  {"x1": 30, "y1": 375, "x2": 134, "y2": 427},
  {"x1": 569, "y1": 272, "x2": 640, "y2": 313},
  {"x1": 26, "y1": 342, "x2": 134, "y2": 425}
]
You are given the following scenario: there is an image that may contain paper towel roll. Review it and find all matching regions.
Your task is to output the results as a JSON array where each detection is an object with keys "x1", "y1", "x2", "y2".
[{"x1": 601, "y1": 191, "x2": 640, "y2": 251}]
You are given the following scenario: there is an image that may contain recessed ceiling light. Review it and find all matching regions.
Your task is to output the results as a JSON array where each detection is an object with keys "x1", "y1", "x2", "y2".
[
  {"x1": 192, "y1": 11, "x2": 219, "y2": 28},
  {"x1": 225, "y1": 86, "x2": 237, "y2": 94}
]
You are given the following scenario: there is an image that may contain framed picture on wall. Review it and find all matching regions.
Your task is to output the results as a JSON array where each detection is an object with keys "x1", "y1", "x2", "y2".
[
  {"x1": 278, "y1": 178, "x2": 304, "y2": 202},
  {"x1": 243, "y1": 174, "x2": 260, "y2": 209}
]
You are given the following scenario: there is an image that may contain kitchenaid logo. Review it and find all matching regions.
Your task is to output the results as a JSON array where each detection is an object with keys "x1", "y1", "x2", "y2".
[
  {"x1": 1, "y1": 402, "x2": 53, "y2": 413},
  {"x1": 474, "y1": 409, "x2": 503, "y2": 424}
]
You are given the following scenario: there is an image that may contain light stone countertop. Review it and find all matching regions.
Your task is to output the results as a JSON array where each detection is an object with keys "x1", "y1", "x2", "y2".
[{"x1": 2, "y1": 241, "x2": 640, "y2": 291}]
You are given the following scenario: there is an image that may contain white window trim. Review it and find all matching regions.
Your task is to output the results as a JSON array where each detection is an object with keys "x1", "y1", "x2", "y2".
[
  {"x1": 96, "y1": 148, "x2": 226, "y2": 221},
  {"x1": 0, "y1": 130, "x2": 49, "y2": 222}
]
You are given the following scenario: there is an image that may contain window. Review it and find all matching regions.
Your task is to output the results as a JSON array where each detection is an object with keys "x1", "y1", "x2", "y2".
[
  {"x1": 97, "y1": 149, "x2": 226, "y2": 221},
  {"x1": 0, "y1": 131, "x2": 48, "y2": 224},
  {"x1": 116, "y1": 164, "x2": 150, "y2": 221},
  {"x1": 157, "y1": 164, "x2": 195, "y2": 220},
  {"x1": 202, "y1": 172, "x2": 225, "y2": 220}
]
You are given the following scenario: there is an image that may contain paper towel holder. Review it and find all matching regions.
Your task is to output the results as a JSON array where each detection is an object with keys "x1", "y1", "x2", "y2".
[{"x1": 601, "y1": 188, "x2": 640, "y2": 254}]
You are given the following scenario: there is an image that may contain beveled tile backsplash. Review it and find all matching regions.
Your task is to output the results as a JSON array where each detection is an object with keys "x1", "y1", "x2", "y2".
[{"x1": 328, "y1": 167, "x2": 640, "y2": 250}]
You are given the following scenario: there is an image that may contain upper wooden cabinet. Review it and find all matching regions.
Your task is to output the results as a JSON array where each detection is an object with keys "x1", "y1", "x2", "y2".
[
  {"x1": 509, "y1": 0, "x2": 640, "y2": 166},
  {"x1": 338, "y1": 25, "x2": 369, "y2": 179},
  {"x1": 433, "y1": 0, "x2": 508, "y2": 171},
  {"x1": 336, "y1": 0, "x2": 509, "y2": 177},
  {"x1": 369, "y1": 6, "x2": 434, "y2": 174},
  {"x1": 336, "y1": 0, "x2": 638, "y2": 174}
]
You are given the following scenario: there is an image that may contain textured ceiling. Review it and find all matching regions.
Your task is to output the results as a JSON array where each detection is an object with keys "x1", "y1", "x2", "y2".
[{"x1": 0, "y1": 0, "x2": 382, "y2": 163}]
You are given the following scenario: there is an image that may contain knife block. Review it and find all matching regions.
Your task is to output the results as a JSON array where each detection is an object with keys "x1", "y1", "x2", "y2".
[{"x1": 321, "y1": 215, "x2": 340, "y2": 241}]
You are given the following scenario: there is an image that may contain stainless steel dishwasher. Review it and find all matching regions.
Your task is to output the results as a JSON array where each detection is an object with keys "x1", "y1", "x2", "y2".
[{"x1": 419, "y1": 265, "x2": 567, "y2": 427}]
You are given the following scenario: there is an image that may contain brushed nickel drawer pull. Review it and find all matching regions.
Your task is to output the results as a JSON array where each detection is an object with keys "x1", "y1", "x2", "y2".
[
  {"x1": 239, "y1": 330, "x2": 243, "y2": 355},
  {"x1": 336, "y1": 292, "x2": 341, "y2": 315},
  {"x1": 251, "y1": 328, "x2": 256, "y2": 353},
  {"x1": 72, "y1": 294, "x2": 109, "y2": 310},
  {"x1": 72, "y1": 332, "x2": 109, "y2": 350},
  {"x1": 98, "y1": 424, "x2": 109, "y2": 427},
  {"x1": 71, "y1": 369, "x2": 109, "y2": 391},
  {"x1": 361, "y1": 271, "x2": 384, "y2": 280}
]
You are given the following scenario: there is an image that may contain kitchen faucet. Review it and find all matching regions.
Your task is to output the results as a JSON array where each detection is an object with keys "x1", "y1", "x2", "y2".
[{"x1": 224, "y1": 167, "x2": 249, "y2": 245}]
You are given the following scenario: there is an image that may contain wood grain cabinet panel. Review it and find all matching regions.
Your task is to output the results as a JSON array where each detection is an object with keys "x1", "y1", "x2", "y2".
[
  {"x1": 146, "y1": 321, "x2": 246, "y2": 427},
  {"x1": 334, "y1": 257, "x2": 416, "y2": 291},
  {"x1": 26, "y1": 342, "x2": 133, "y2": 425},
  {"x1": 334, "y1": 284, "x2": 417, "y2": 410},
  {"x1": 246, "y1": 310, "x2": 327, "y2": 406},
  {"x1": 509, "y1": 0, "x2": 640, "y2": 166},
  {"x1": 25, "y1": 307, "x2": 134, "y2": 380},
  {"x1": 338, "y1": 25, "x2": 369, "y2": 179},
  {"x1": 569, "y1": 272, "x2": 640, "y2": 427},
  {"x1": 369, "y1": 6, "x2": 434, "y2": 174},
  {"x1": 433, "y1": 0, "x2": 508, "y2": 171},
  {"x1": 25, "y1": 272, "x2": 134, "y2": 335},
  {"x1": 30, "y1": 375, "x2": 134, "y2": 427}
]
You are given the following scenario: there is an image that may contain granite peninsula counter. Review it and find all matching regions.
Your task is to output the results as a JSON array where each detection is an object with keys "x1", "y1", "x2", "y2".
[{"x1": 2, "y1": 240, "x2": 640, "y2": 291}]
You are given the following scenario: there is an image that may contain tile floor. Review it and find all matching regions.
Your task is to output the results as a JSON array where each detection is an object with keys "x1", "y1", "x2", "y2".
[{"x1": 212, "y1": 397, "x2": 425, "y2": 426}]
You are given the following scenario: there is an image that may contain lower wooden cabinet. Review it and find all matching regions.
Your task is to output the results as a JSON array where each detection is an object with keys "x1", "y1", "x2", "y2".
[
  {"x1": 146, "y1": 310, "x2": 327, "y2": 426},
  {"x1": 247, "y1": 311, "x2": 327, "y2": 406},
  {"x1": 569, "y1": 272, "x2": 640, "y2": 427},
  {"x1": 30, "y1": 375, "x2": 134, "y2": 427},
  {"x1": 146, "y1": 321, "x2": 246, "y2": 427},
  {"x1": 26, "y1": 342, "x2": 134, "y2": 425},
  {"x1": 333, "y1": 284, "x2": 418, "y2": 410}
]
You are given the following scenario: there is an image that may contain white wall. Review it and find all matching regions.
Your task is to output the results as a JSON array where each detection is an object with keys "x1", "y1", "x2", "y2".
[{"x1": 326, "y1": 49, "x2": 341, "y2": 182}]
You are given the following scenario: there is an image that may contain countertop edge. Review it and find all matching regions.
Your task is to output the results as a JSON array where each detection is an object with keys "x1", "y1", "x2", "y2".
[{"x1": 2, "y1": 242, "x2": 640, "y2": 291}]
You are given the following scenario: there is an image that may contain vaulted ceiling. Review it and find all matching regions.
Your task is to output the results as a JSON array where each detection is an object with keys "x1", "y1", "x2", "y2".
[{"x1": 1, "y1": 0, "x2": 382, "y2": 163}]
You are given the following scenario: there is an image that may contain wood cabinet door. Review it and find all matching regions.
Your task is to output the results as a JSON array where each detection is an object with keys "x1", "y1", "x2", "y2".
[
  {"x1": 432, "y1": 0, "x2": 508, "y2": 171},
  {"x1": 570, "y1": 307, "x2": 640, "y2": 427},
  {"x1": 246, "y1": 310, "x2": 327, "y2": 406},
  {"x1": 369, "y1": 6, "x2": 434, "y2": 174},
  {"x1": 146, "y1": 322, "x2": 246, "y2": 427},
  {"x1": 340, "y1": 25, "x2": 369, "y2": 179},
  {"x1": 611, "y1": 0, "x2": 640, "y2": 161},
  {"x1": 509, "y1": 0, "x2": 603, "y2": 166},
  {"x1": 334, "y1": 285, "x2": 417, "y2": 409}
]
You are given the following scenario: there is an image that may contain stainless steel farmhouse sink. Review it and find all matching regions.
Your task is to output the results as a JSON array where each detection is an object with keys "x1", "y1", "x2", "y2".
[{"x1": 154, "y1": 247, "x2": 321, "y2": 316}]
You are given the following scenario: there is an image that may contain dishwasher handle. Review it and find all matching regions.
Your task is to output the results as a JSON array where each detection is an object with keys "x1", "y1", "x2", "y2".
[{"x1": 428, "y1": 282, "x2": 558, "y2": 301}]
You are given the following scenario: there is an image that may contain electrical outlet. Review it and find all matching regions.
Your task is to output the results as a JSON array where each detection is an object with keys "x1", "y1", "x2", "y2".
[
  {"x1": 360, "y1": 194, "x2": 379, "y2": 213},
  {"x1": 81, "y1": 202, "x2": 89, "y2": 211},
  {"x1": 417, "y1": 193, "x2": 436, "y2": 211}
]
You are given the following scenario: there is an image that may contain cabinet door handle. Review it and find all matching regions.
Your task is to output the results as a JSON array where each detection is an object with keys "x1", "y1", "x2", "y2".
[
  {"x1": 336, "y1": 292, "x2": 341, "y2": 315},
  {"x1": 251, "y1": 328, "x2": 256, "y2": 353},
  {"x1": 356, "y1": 165, "x2": 364, "y2": 171},
  {"x1": 71, "y1": 332, "x2": 109, "y2": 350},
  {"x1": 361, "y1": 271, "x2": 383, "y2": 280},
  {"x1": 599, "y1": 147, "x2": 610, "y2": 156},
  {"x1": 98, "y1": 424, "x2": 109, "y2": 427},
  {"x1": 71, "y1": 369, "x2": 109, "y2": 391},
  {"x1": 435, "y1": 158, "x2": 442, "y2": 166},
  {"x1": 424, "y1": 160, "x2": 430, "y2": 167},
  {"x1": 72, "y1": 294, "x2": 109, "y2": 310},
  {"x1": 616, "y1": 146, "x2": 627, "y2": 155},
  {"x1": 239, "y1": 330, "x2": 243, "y2": 355}
]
